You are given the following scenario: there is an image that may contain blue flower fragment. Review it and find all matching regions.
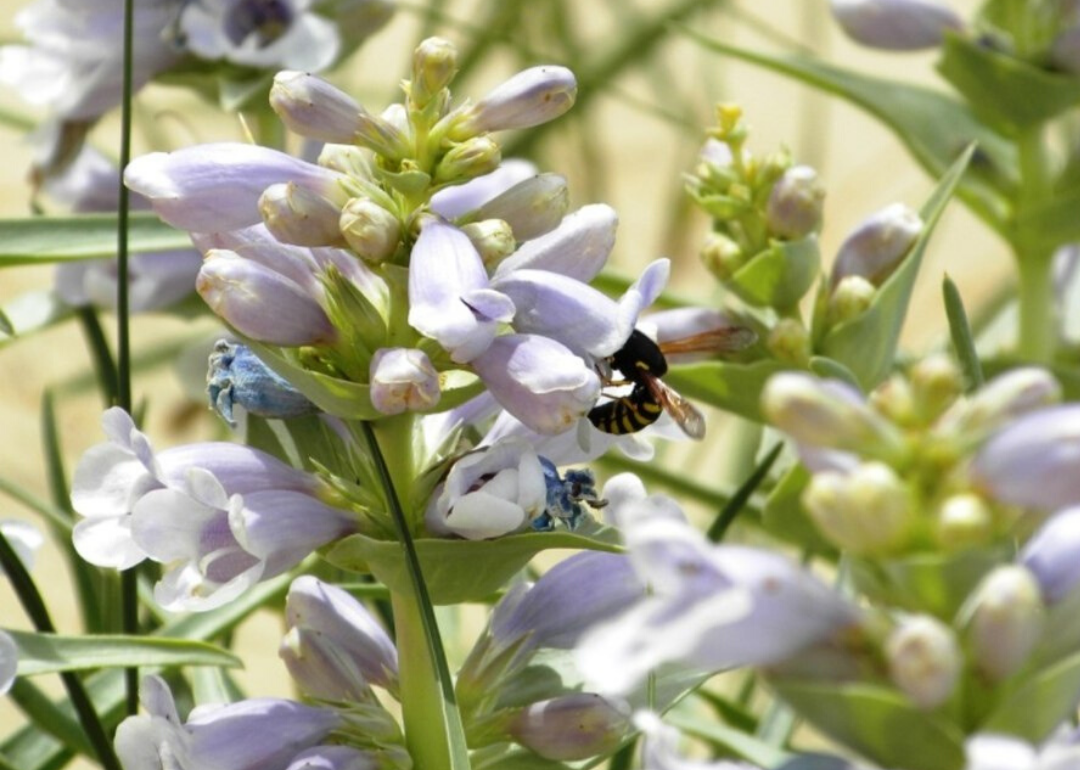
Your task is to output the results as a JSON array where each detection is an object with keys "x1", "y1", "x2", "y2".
[{"x1": 207, "y1": 339, "x2": 319, "y2": 427}]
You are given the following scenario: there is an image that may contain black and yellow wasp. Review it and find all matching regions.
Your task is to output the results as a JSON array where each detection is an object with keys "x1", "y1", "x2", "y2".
[{"x1": 587, "y1": 326, "x2": 755, "y2": 440}]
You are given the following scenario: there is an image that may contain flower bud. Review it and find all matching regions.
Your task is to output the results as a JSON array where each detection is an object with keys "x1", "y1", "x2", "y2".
[
  {"x1": 700, "y1": 231, "x2": 745, "y2": 279},
  {"x1": 259, "y1": 182, "x2": 344, "y2": 247},
  {"x1": 886, "y1": 615, "x2": 961, "y2": 709},
  {"x1": 508, "y1": 694, "x2": 631, "y2": 761},
  {"x1": 803, "y1": 461, "x2": 911, "y2": 554},
  {"x1": 939, "y1": 368, "x2": 1061, "y2": 445},
  {"x1": 461, "y1": 219, "x2": 516, "y2": 267},
  {"x1": 870, "y1": 374, "x2": 918, "y2": 427},
  {"x1": 962, "y1": 565, "x2": 1044, "y2": 682},
  {"x1": 766, "y1": 164, "x2": 825, "y2": 239},
  {"x1": 1021, "y1": 507, "x2": 1080, "y2": 605},
  {"x1": 934, "y1": 494, "x2": 993, "y2": 550},
  {"x1": 411, "y1": 37, "x2": 458, "y2": 108},
  {"x1": 434, "y1": 137, "x2": 502, "y2": 184},
  {"x1": 830, "y1": 0, "x2": 964, "y2": 51},
  {"x1": 369, "y1": 348, "x2": 441, "y2": 415},
  {"x1": 474, "y1": 173, "x2": 569, "y2": 241},
  {"x1": 197, "y1": 251, "x2": 336, "y2": 346},
  {"x1": 318, "y1": 143, "x2": 371, "y2": 177},
  {"x1": 339, "y1": 197, "x2": 401, "y2": 263},
  {"x1": 281, "y1": 576, "x2": 399, "y2": 700},
  {"x1": 970, "y1": 405, "x2": 1080, "y2": 512},
  {"x1": 909, "y1": 353, "x2": 962, "y2": 424},
  {"x1": 450, "y1": 66, "x2": 577, "y2": 138},
  {"x1": 762, "y1": 372, "x2": 905, "y2": 459},
  {"x1": 830, "y1": 203, "x2": 923, "y2": 288},
  {"x1": 270, "y1": 71, "x2": 371, "y2": 144},
  {"x1": 767, "y1": 317, "x2": 811, "y2": 366},
  {"x1": 828, "y1": 274, "x2": 877, "y2": 324}
]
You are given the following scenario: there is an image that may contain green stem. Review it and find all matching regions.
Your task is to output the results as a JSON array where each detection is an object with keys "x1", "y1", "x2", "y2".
[{"x1": 1014, "y1": 124, "x2": 1057, "y2": 363}]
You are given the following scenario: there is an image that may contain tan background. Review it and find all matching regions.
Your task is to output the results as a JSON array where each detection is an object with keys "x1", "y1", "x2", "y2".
[{"x1": 0, "y1": 0, "x2": 1004, "y2": 757}]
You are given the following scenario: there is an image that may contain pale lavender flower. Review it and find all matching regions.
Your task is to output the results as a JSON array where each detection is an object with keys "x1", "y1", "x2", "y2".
[
  {"x1": 830, "y1": 202, "x2": 923, "y2": 288},
  {"x1": 71, "y1": 407, "x2": 320, "y2": 570},
  {"x1": 449, "y1": 65, "x2": 577, "y2": 138},
  {"x1": 965, "y1": 728, "x2": 1080, "y2": 770},
  {"x1": 131, "y1": 466, "x2": 355, "y2": 611},
  {"x1": 407, "y1": 218, "x2": 515, "y2": 364},
  {"x1": 124, "y1": 143, "x2": 348, "y2": 232},
  {"x1": 961, "y1": 565, "x2": 1045, "y2": 682},
  {"x1": 509, "y1": 693, "x2": 631, "y2": 761},
  {"x1": 369, "y1": 347, "x2": 440, "y2": 415},
  {"x1": 284, "y1": 746, "x2": 379, "y2": 770},
  {"x1": 577, "y1": 494, "x2": 860, "y2": 695},
  {"x1": 1020, "y1": 507, "x2": 1080, "y2": 605},
  {"x1": 830, "y1": 0, "x2": 964, "y2": 51},
  {"x1": 425, "y1": 438, "x2": 547, "y2": 539},
  {"x1": 493, "y1": 203, "x2": 617, "y2": 281},
  {"x1": 469, "y1": 334, "x2": 600, "y2": 436},
  {"x1": 969, "y1": 405, "x2": 1080, "y2": 512},
  {"x1": 198, "y1": 249, "x2": 337, "y2": 346},
  {"x1": 114, "y1": 674, "x2": 343, "y2": 770},
  {"x1": 469, "y1": 171, "x2": 569, "y2": 243},
  {"x1": 281, "y1": 576, "x2": 398, "y2": 699},
  {"x1": 0, "y1": 630, "x2": 15, "y2": 696},
  {"x1": 430, "y1": 159, "x2": 539, "y2": 220}
]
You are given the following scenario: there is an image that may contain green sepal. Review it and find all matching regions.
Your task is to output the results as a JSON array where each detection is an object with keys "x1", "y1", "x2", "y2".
[
  {"x1": 846, "y1": 546, "x2": 1011, "y2": 621},
  {"x1": 323, "y1": 524, "x2": 623, "y2": 605},
  {"x1": 1013, "y1": 180, "x2": 1080, "y2": 251},
  {"x1": 762, "y1": 464, "x2": 835, "y2": 553},
  {"x1": 937, "y1": 33, "x2": 1080, "y2": 136},
  {"x1": 663, "y1": 358, "x2": 790, "y2": 424},
  {"x1": 8, "y1": 631, "x2": 240, "y2": 676},
  {"x1": 770, "y1": 680, "x2": 966, "y2": 770},
  {"x1": 980, "y1": 647, "x2": 1080, "y2": 742},
  {"x1": 679, "y1": 27, "x2": 1014, "y2": 235},
  {"x1": 725, "y1": 236, "x2": 821, "y2": 310},
  {"x1": 380, "y1": 167, "x2": 433, "y2": 197},
  {"x1": 246, "y1": 340, "x2": 485, "y2": 420},
  {"x1": 816, "y1": 144, "x2": 974, "y2": 390},
  {"x1": 0, "y1": 213, "x2": 190, "y2": 266}
]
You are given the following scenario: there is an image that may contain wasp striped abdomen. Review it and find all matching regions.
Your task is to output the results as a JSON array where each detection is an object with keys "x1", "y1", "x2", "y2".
[{"x1": 587, "y1": 384, "x2": 664, "y2": 435}]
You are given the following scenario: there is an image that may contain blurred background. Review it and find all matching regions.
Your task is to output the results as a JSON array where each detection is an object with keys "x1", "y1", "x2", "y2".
[{"x1": 0, "y1": 0, "x2": 1000, "y2": 750}]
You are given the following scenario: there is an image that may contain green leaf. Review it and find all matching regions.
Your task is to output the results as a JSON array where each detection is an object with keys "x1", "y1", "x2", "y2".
[
  {"x1": 708, "y1": 441, "x2": 783, "y2": 542},
  {"x1": 808, "y1": 356, "x2": 862, "y2": 391},
  {"x1": 771, "y1": 681, "x2": 966, "y2": 770},
  {"x1": 1013, "y1": 182, "x2": 1080, "y2": 250},
  {"x1": 727, "y1": 236, "x2": 821, "y2": 310},
  {"x1": 0, "y1": 213, "x2": 190, "y2": 266},
  {"x1": 847, "y1": 546, "x2": 1011, "y2": 621},
  {"x1": 818, "y1": 145, "x2": 975, "y2": 389},
  {"x1": 8, "y1": 631, "x2": 240, "y2": 676},
  {"x1": 246, "y1": 341, "x2": 485, "y2": 421},
  {"x1": 665, "y1": 710, "x2": 790, "y2": 768},
  {"x1": 325, "y1": 524, "x2": 623, "y2": 605},
  {"x1": 664, "y1": 358, "x2": 790, "y2": 423},
  {"x1": 981, "y1": 648, "x2": 1080, "y2": 741},
  {"x1": 679, "y1": 27, "x2": 1014, "y2": 234},
  {"x1": 942, "y1": 275, "x2": 984, "y2": 390},
  {"x1": 937, "y1": 33, "x2": 1080, "y2": 136}
]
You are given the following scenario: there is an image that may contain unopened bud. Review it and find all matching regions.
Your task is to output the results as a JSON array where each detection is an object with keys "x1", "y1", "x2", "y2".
[
  {"x1": 411, "y1": 37, "x2": 459, "y2": 108},
  {"x1": 340, "y1": 198, "x2": 401, "y2": 263},
  {"x1": 934, "y1": 494, "x2": 993, "y2": 550},
  {"x1": 767, "y1": 165, "x2": 825, "y2": 239},
  {"x1": 763, "y1": 372, "x2": 905, "y2": 460},
  {"x1": 830, "y1": 0, "x2": 964, "y2": 51},
  {"x1": 317, "y1": 143, "x2": 371, "y2": 177},
  {"x1": 962, "y1": 565, "x2": 1044, "y2": 682},
  {"x1": 939, "y1": 368, "x2": 1061, "y2": 445},
  {"x1": 828, "y1": 274, "x2": 877, "y2": 325},
  {"x1": 461, "y1": 219, "x2": 516, "y2": 267},
  {"x1": 803, "y1": 462, "x2": 911, "y2": 554},
  {"x1": 270, "y1": 71, "x2": 369, "y2": 144},
  {"x1": 830, "y1": 203, "x2": 923, "y2": 288},
  {"x1": 509, "y1": 694, "x2": 631, "y2": 761},
  {"x1": 260, "y1": 182, "x2": 344, "y2": 247},
  {"x1": 1020, "y1": 507, "x2": 1080, "y2": 605},
  {"x1": 475, "y1": 173, "x2": 569, "y2": 241},
  {"x1": 767, "y1": 318, "x2": 811, "y2": 366},
  {"x1": 886, "y1": 615, "x2": 961, "y2": 709},
  {"x1": 700, "y1": 231, "x2": 745, "y2": 279},
  {"x1": 909, "y1": 353, "x2": 963, "y2": 424},
  {"x1": 870, "y1": 375, "x2": 918, "y2": 428},
  {"x1": 450, "y1": 66, "x2": 577, "y2": 139},
  {"x1": 369, "y1": 348, "x2": 441, "y2": 415},
  {"x1": 434, "y1": 136, "x2": 502, "y2": 185}
]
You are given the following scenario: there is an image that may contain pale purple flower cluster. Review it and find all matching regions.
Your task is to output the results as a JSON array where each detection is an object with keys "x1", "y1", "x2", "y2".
[{"x1": 71, "y1": 408, "x2": 355, "y2": 611}]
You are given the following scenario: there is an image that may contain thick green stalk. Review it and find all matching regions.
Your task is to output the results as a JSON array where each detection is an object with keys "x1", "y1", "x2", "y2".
[{"x1": 1014, "y1": 125, "x2": 1057, "y2": 363}]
